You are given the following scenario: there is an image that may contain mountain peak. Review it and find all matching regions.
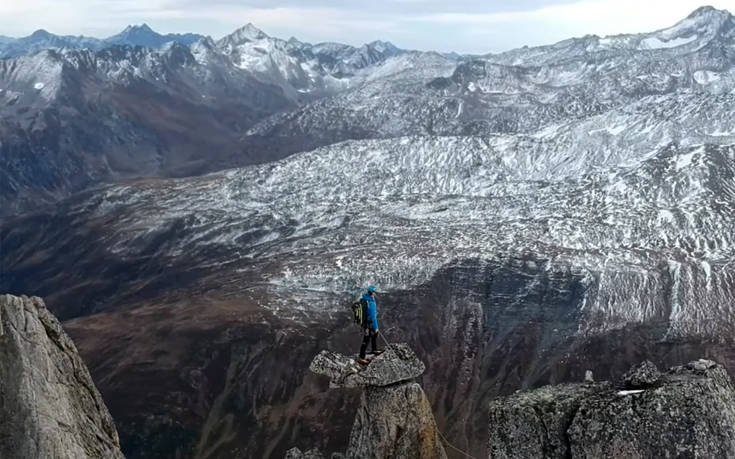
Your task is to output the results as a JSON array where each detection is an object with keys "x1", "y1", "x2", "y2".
[
  {"x1": 367, "y1": 40, "x2": 400, "y2": 54},
  {"x1": 661, "y1": 5, "x2": 733, "y2": 41},
  {"x1": 687, "y1": 5, "x2": 725, "y2": 18},
  {"x1": 216, "y1": 23, "x2": 269, "y2": 49},
  {"x1": 233, "y1": 23, "x2": 268, "y2": 41},
  {"x1": 682, "y1": 5, "x2": 733, "y2": 25},
  {"x1": 104, "y1": 23, "x2": 205, "y2": 49},
  {"x1": 29, "y1": 29, "x2": 53, "y2": 39},
  {"x1": 121, "y1": 23, "x2": 156, "y2": 35}
]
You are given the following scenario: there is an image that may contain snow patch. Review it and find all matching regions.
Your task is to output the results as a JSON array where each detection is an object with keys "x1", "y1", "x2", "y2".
[
  {"x1": 707, "y1": 128, "x2": 734, "y2": 137},
  {"x1": 657, "y1": 209, "x2": 675, "y2": 224},
  {"x1": 617, "y1": 390, "x2": 645, "y2": 396},
  {"x1": 693, "y1": 70, "x2": 721, "y2": 85},
  {"x1": 639, "y1": 35, "x2": 697, "y2": 49},
  {"x1": 33, "y1": 82, "x2": 45, "y2": 90},
  {"x1": 675, "y1": 148, "x2": 702, "y2": 171},
  {"x1": 588, "y1": 125, "x2": 626, "y2": 136}
]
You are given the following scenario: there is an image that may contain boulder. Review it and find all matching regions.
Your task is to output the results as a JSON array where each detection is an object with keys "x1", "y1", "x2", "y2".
[{"x1": 621, "y1": 359, "x2": 661, "y2": 389}]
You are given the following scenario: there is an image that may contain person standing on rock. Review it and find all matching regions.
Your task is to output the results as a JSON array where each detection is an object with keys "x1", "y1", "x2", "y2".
[{"x1": 357, "y1": 286, "x2": 383, "y2": 365}]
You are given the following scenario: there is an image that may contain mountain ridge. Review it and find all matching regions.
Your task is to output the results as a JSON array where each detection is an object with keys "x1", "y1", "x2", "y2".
[{"x1": 3, "y1": 5, "x2": 732, "y2": 59}]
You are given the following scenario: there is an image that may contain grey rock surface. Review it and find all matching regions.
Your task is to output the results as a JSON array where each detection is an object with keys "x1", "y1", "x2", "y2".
[
  {"x1": 309, "y1": 343, "x2": 425, "y2": 387},
  {"x1": 346, "y1": 382, "x2": 447, "y2": 459},
  {"x1": 622, "y1": 359, "x2": 662, "y2": 388},
  {"x1": 488, "y1": 383, "x2": 605, "y2": 459},
  {"x1": 488, "y1": 360, "x2": 735, "y2": 459},
  {"x1": 0, "y1": 294, "x2": 124, "y2": 459}
]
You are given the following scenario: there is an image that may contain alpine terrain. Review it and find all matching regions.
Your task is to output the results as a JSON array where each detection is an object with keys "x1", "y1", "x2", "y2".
[{"x1": 2, "y1": 5, "x2": 735, "y2": 459}]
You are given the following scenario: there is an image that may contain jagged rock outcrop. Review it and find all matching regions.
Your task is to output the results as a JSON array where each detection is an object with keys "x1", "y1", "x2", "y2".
[
  {"x1": 488, "y1": 360, "x2": 735, "y2": 458},
  {"x1": 0, "y1": 294, "x2": 124, "y2": 459},
  {"x1": 309, "y1": 343, "x2": 426, "y2": 387},
  {"x1": 294, "y1": 344, "x2": 446, "y2": 459}
]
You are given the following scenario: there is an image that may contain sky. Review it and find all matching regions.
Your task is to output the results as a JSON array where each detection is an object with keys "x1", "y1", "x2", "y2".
[{"x1": 0, "y1": 0, "x2": 733, "y2": 54}]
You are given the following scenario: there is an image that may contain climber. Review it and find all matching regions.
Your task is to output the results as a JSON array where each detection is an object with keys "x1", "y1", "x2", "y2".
[{"x1": 357, "y1": 286, "x2": 383, "y2": 365}]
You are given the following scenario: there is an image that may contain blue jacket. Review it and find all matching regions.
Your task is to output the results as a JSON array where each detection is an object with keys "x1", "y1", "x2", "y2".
[{"x1": 362, "y1": 293, "x2": 379, "y2": 331}]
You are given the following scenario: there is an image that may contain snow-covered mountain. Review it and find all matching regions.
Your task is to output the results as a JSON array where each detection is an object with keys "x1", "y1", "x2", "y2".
[
  {"x1": 214, "y1": 23, "x2": 412, "y2": 100},
  {"x1": 3, "y1": 7, "x2": 735, "y2": 459},
  {"x1": 0, "y1": 23, "x2": 440, "y2": 215},
  {"x1": 243, "y1": 5, "x2": 735, "y2": 160},
  {"x1": 484, "y1": 6, "x2": 734, "y2": 65},
  {"x1": 0, "y1": 22, "x2": 430, "y2": 101},
  {"x1": 0, "y1": 44, "x2": 294, "y2": 215},
  {"x1": 1, "y1": 22, "x2": 415, "y2": 100},
  {"x1": 0, "y1": 25, "x2": 205, "y2": 58}
]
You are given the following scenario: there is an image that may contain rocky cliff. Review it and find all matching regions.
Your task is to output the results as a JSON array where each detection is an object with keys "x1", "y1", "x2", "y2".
[
  {"x1": 488, "y1": 360, "x2": 735, "y2": 458},
  {"x1": 0, "y1": 294, "x2": 125, "y2": 459},
  {"x1": 288, "y1": 344, "x2": 447, "y2": 459}
]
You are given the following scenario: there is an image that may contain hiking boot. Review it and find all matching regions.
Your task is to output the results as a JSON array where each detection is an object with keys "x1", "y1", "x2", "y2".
[{"x1": 356, "y1": 358, "x2": 371, "y2": 365}]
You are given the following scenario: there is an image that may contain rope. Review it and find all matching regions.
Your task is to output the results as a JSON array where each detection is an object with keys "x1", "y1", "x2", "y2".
[
  {"x1": 436, "y1": 429, "x2": 477, "y2": 459},
  {"x1": 377, "y1": 330, "x2": 478, "y2": 459}
]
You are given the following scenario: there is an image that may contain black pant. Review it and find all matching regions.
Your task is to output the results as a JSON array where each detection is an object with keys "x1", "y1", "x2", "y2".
[{"x1": 359, "y1": 327, "x2": 377, "y2": 359}]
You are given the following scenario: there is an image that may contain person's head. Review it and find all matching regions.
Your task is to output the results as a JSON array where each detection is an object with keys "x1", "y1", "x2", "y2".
[{"x1": 367, "y1": 285, "x2": 378, "y2": 297}]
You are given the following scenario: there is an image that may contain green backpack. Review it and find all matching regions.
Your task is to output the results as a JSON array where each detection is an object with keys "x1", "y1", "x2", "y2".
[{"x1": 351, "y1": 298, "x2": 368, "y2": 326}]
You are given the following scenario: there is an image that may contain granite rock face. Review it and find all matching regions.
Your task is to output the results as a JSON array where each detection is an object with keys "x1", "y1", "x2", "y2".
[
  {"x1": 488, "y1": 360, "x2": 735, "y2": 459},
  {"x1": 0, "y1": 294, "x2": 124, "y2": 459},
  {"x1": 291, "y1": 344, "x2": 445, "y2": 458},
  {"x1": 309, "y1": 343, "x2": 426, "y2": 388}
]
